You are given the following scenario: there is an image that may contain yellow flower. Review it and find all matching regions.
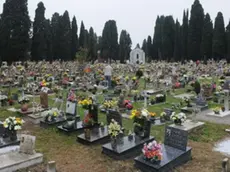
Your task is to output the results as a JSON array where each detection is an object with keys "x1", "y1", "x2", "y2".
[{"x1": 53, "y1": 111, "x2": 58, "y2": 117}]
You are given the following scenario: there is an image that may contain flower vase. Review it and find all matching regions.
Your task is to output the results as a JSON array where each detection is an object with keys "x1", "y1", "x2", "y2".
[
  {"x1": 21, "y1": 104, "x2": 28, "y2": 112},
  {"x1": 9, "y1": 130, "x2": 17, "y2": 141},
  {"x1": 174, "y1": 119, "x2": 182, "y2": 126},
  {"x1": 134, "y1": 125, "x2": 143, "y2": 137},
  {"x1": 84, "y1": 129, "x2": 91, "y2": 140},
  {"x1": 150, "y1": 159, "x2": 161, "y2": 164},
  {"x1": 111, "y1": 137, "x2": 117, "y2": 149}
]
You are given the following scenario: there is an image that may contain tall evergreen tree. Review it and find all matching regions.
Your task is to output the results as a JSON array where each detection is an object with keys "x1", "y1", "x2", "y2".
[
  {"x1": 162, "y1": 15, "x2": 175, "y2": 61},
  {"x1": 181, "y1": 9, "x2": 189, "y2": 61},
  {"x1": 0, "y1": 0, "x2": 31, "y2": 62},
  {"x1": 59, "y1": 11, "x2": 71, "y2": 60},
  {"x1": 101, "y1": 20, "x2": 118, "y2": 62},
  {"x1": 31, "y1": 2, "x2": 46, "y2": 61},
  {"x1": 212, "y1": 12, "x2": 226, "y2": 60},
  {"x1": 51, "y1": 13, "x2": 60, "y2": 60},
  {"x1": 173, "y1": 20, "x2": 181, "y2": 61},
  {"x1": 71, "y1": 16, "x2": 78, "y2": 60},
  {"x1": 146, "y1": 36, "x2": 152, "y2": 60},
  {"x1": 201, "y1": 13, "x2": 213, "y2": 62},
  {"x1": 79, "y1": 21, "x2": 85, "y2": 48},
  {"x1": 44, "y1": 19, "x2": 52, "y2": 61},
  {"x1": 118, "y1": 30, "x2": 132, "y2": 63},
  {"x1": 88, "y1": 27, "x2": 97, "y2": 61},
  {"x1": 188, "y1": 0, "x2": 204, "y2": 61},
  {"x1": 226, "y1": 22, "x2": 230, "y2": 62}
]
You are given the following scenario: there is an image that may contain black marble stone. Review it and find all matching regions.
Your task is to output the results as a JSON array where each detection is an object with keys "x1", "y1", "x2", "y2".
[
  {"x1": 40, "y1": 116, "x2": 76, "y2": 128},
  {"x1": 0, "y1": 137, "x2": 20, "y2": 148},
  {"x1": 106, "y1": 110, "x2": 122, "y2": 126},
  {"x1": 150, "y1": 118, "x2": 167, "y2": 126},
  {"x1": 57, "y1": 121, "x2": 99, "y2": 134},
  {"x1": 77, "y1": 126, "x2": 110, "y2": 145},
  {"x1": 102, "y1": 135, "x2": 154, "y2": 160},
  {"x1": 134, "y1": 144, "x2": 192, "y2": 172}
]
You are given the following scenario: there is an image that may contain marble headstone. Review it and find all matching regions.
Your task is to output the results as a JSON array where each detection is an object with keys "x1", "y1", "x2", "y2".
[
  {"x1": 19, "y1": 135, "x2": 36, "y2": 155},
  {"x1": 40, "y1": 92, "x2": 48, "y2": 108},
  {"x1": 66, "y1": 101, "x2": 76, "y2": 115}
]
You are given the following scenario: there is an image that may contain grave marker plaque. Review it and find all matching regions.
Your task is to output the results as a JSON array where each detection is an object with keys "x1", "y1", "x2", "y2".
[
  {"x1": 66, "y1": 101, "x2": 76, "y2": 115},
  {"x1": 19, "y1": 134, "x2": 36, "y2": 155},
  {"x1": 40, "y1": 92, "x2": 48, "y2": 108},
  {"x1": 164, "y1": 126, "x2": 188, "y2": 151}
]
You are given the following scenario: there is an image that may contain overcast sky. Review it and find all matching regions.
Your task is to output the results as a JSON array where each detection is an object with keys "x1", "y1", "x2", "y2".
[{"x1": 0, "y1": 0, "x2": 230, "y2": 48}]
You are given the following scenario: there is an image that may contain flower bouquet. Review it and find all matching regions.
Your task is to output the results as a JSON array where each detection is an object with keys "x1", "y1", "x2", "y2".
[
  {"x1": 44, "y1": 108, "x2": 60, "y2": 122},
  {"x1": 142, "y1": 140, "x2": 163, "y2": 163},
  {"x1": 160, "y1": 112, "x2": 168, "y2": 122},
  {"x1": 103, "y1": 100, "x2": 118, "y2": 110},
  {"x1": 212, "y1": 107, "x2": 221, "y2": 114},
  {"x1": 170, "y1": 112, "x2": 186, "y2": 125},
  {"x1": 108, "y1": 119, "x2": 123, "y2": 149},
  {"x1": 18, "y1": 96, "x2": 30, "y2": 104},
  {"x1": 78, "y1": 98, "x2": 92, "y2": 110},
  {"x1": 184, "y1": 97, "x2": 192, "y2": 107},
  {"x1": 83, "y1": 113, "x2": 94, "y2": 127},
  {"x1": 3, "y1": 117, "x2": 24, "y2": 141}
]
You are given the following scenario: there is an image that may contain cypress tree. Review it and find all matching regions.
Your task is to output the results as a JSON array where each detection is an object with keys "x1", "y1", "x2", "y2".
[
  {"x1": 188, "y1": 0, "x2": 204, "y2": 61},
  {"x1": 153, "y1": 16, "x2": 165, "y2": 60},
  {"x1": 118, "y1": 30, "x2": 132, "y2": 63},
  {"x1": 181, "y1": 9, "x2": 189, "y2": 61},
  {"x1": 212, "y1": 12, "x2": 226, "y2": 60},
  {"x1": 162, "y1": 15, "x2": 175, "y2": 61},
  {"x1": 44, "y1": 19, "x2": 52, "y2": 61},
  {"x1": 173, "y1": 20, "x2": 181, "y2": 62},
  {"x1": 146, "y1": 36, "x2": 152, "y2": 60},
  {"x1": 227, "y1": 22, "x2": 230, "y2": 62},
  {"x1": 31, "y1": 2, "x2": 46, "y2": 61},
  {"x1": 79, "y1": 21, "x2": 85, "y2": 48},
  {"x1": 88, "y1": 27, "x2": 97, "y2": 61},
  {"x1": 0, "y1": 0, "x2": 31, "y2": 62},
  {"x1": 101, "y1": 20, "x2": 118, "y2": 62},
  {"x1": 51, "y1": 13, "x2": 60, "y2": 60},
  {"x1": 71, "y1": 16, "x2": 78, "y2": 60},
  {"x1": 201, "y1": 13, "x2": 213, "y2": 62},
  {"x1": 59, "y1": 11, "x2": 71, "y2": 60}
]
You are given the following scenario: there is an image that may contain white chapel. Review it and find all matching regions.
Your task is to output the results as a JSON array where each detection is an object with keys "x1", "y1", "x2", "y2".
[{"x1": 129, "y1": 44, "x2": 145, "y2": 65}]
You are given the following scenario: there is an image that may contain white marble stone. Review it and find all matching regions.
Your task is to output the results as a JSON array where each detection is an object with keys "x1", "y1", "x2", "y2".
[
  {"x1": 0, "y1": 146, "x2": 20, "y2": 156},
  {"x1": 174, "y1": 93, "x2": 195, "y2": 99},
  {"x1": 169, "y1": 120, "x2": 204, "y2": 133},
  {"x1": 0, "y1": 152, "x2": 43, "y2": 172},
  {"x1": 207, "y1": 111, "x2": 230, "y2": 118},
  {"x1": 7, "y1": 108, "x2": 17, "y2": 112},
  {"x1": 214, "y1": 138, "x2": 230, "y2": 156}
]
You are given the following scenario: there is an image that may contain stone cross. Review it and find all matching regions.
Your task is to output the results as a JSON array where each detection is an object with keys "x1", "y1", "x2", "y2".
[
  {"x1": 224, "y1": 90, "x2": 229, "y2": 111},
  {"x1": 19, "y1": 135, "x2": 36, "y2": 155}
]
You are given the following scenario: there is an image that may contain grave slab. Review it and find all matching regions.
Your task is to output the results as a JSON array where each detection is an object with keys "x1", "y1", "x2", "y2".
[
  {"x1": 214, "y1": 138, "x2": 230, "y2": 156},
  {"x1": 77, "y1": 126, "x2": 110, "y2": 145},
  {"x1": 40, "y1": 117, "x2": 68, "y2": 128},
  {"x1": 102, "y1": 135, "x2": 154, "y2": 160},
  {"x1": 174, "y1": 93, "x2": 194, "y2": 99},
  {"x1": 7, "y1": 108, "x2": 17, "y2": 113},
  {"x1": 0, "y1": 152, "x2": 43, "y2": 172},
  {"x1": 206, "y1": 111, "x2": 230, "y2": 118},
  {"x1": 169, "y1": 120, "x2": 204, "y2": 133},
  {"x1": 28, "y1": 114, "x2": 43, "y2": 124},
  {"x1": 134, "y1": 144, "x2": 192, "y2": 172}
]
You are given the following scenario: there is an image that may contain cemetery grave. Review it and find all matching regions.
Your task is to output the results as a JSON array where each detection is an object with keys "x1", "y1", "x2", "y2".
[{"x1": 0, "y1": 60, "x2": 230, "y2": 172}]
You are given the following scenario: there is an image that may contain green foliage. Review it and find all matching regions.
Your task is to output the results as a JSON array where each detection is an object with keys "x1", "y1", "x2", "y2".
[
  {"x1": 188, "y1": 0, "x2": 204, "y2": 60},
  {"x1": 173, "y1": 20, "x2": 181, "y2": 61},
  {"x1": 71, "y1": 16, "x2": 78, "y2": 60},
  {"x1": 88, "y1": 27, "x2": 97, "y2": 61},
  {"x1": 181, "y1": 10, "x2": 189, "y2": 61},
  {"x1": 119, "y1": 30, "x2": 132, "y2": 63},
  {"x1": 101, "y1": 20, "x2": 118, "y2": 62},
  {"x1": 79, "y1": 21, "x2": 86, "y2": 49},
  {"x1": 194, "y1": 80, "x2": 201, "y2": 95},
  {"x1": 212, "y1": 12, "x2": 226, "y2": 60},
  {"x1": 75, "y1": 47, "x2": 88, "y2": 63},
  {"x1": 201, "y1": 13, "x2": 213, "y2": 62}
]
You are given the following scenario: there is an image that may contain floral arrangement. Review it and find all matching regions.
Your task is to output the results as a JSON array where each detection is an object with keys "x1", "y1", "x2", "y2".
[
  {"x1": 212, "y1": 107, "x2": 221, "y2": 114},
  {"x1": 108, "y1": 119, "x2": 123, "y2": 138},
  {"x1": 170, "y1": 112, "x2": 186, "y2": 125},
  {"x1": 78, "y1": 98, "x2": 92, "y2": 109},
  {"x1": 18, "y1": 96, "x2": 30, "y2": 104},
  {"x1": 130, "y1": 109, "x2": 150, "y2": 129},
  {"x1": 160, "y1": 112, "x2": 166, "y2": 118},
  {"x1": 142, "y1": 140, "x2": 163, "y2": 162},
  {"x1": 3, "y1": 117, "x2": 24, "y2": 131},
  {"x1": 149, "y1": 112, "x2": 156, "y2": 118},
  {"x1": 123, "y1": 100, "x2": 133, "y2": 110},
  {"x1": 83, "y1": 114, "x2": 94, "y2": 127},
  {"x1": 40, "y1": 80, "x2": 47, "y2": 87},
  {"x1": 184, "y1": 97, "x2": 191, "y2": 107},
  {"x1": 103, "y1": 100, "x2": 118, "y2": 109},
  {"x1": 45, "y1": 108, "x2": 60, "y2": 122}
]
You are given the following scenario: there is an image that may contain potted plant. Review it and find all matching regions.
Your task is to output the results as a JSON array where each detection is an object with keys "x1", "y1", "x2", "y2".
[
  {"x1": 108, "y1": 119, "x2": 123, "y2": 149},
  {"x1": 160, "y1": 112, "x2": 167, "y2": 122},
  {"x1": 142, "y1": 140, "x2": 163, "y2": 163},
  {"x1": 44, "y1": 108, "x2": 60, "y2": 122},
  {"x1": 3, "y1": 117, "x2": 24, "y2": 141},
  {"x1": 170, "y1": 112, "x2": 186, "y2": 125}
]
